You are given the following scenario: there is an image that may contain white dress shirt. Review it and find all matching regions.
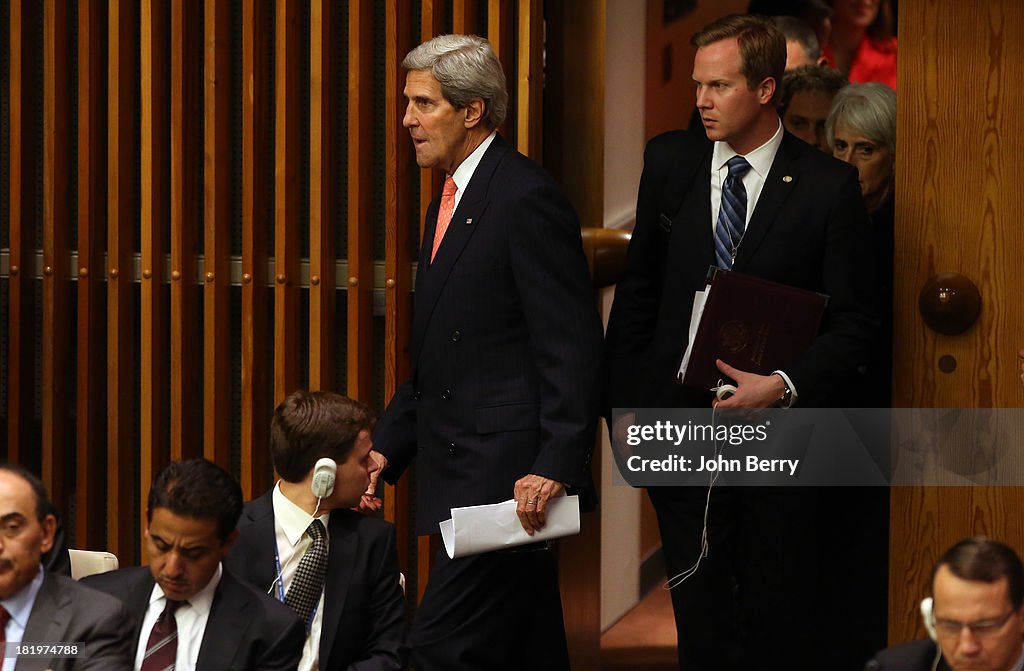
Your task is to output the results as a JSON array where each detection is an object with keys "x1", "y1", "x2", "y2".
[
  {"x1": 0, "y1": 566, "x2": 45, "y2": 671},
  {"x1": 273, "y1": 482, "x2": 331, "y2": 671},
  {"x1": 448, "y1": 130, "x2": 497, "y2": 212},
  {"x1": 135, "y1": 563, "x2": 221, "y2": 671},
  {"x1": 709, "y1": 119, "x2": 784, "y2": 237}
]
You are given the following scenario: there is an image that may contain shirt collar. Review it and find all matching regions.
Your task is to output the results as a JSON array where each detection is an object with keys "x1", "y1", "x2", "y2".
[
  {"x1": 0, "y1": 564, "x2": 45, "y2": 629},
  {"x1": 147, "y1": 562, "x2": 222, "y2": 619},
  {"x1": 450, "y1": 131, "x2": 497, "y2": 194},
  {"x1": 273, "y1": 480, "x2": 330, "y2": 547},
  {"x1": 712, "y1": 118, "x2": 784, "y2": 179}
]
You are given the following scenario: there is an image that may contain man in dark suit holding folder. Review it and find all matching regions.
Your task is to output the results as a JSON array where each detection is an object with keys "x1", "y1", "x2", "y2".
[
  {"x1": 370, "y1": 33, "x2": 603, "y2": 671},
  {"x1": 605, "y1": 14, "x2": 876, "y2": 671}
]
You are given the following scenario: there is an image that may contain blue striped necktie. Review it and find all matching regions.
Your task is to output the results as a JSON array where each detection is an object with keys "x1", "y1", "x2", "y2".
[{"x1": 714, "y1": 156, "x2": 752, "y2": 269}]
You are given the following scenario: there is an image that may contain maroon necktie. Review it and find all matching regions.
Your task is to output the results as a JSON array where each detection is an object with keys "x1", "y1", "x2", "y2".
[
  {"x1": 141, "y1": 599, "x2": 182, "y2": 671},
  {"x1": 0, "y1": 605, "x2": 11, "y2": 655}
]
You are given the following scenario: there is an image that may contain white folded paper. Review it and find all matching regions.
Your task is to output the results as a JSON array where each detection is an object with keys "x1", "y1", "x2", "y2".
[
  {"x1": 439, "y1": 495, "x2": 581, "y2": 559},
  {"x1": 677, "y1": 287, "x2": 710, "y2": 381}
]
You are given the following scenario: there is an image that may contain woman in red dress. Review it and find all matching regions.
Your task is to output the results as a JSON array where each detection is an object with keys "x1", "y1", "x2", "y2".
[{"x1": 822, "y1": 0, "x2": 897, "y2": 89}]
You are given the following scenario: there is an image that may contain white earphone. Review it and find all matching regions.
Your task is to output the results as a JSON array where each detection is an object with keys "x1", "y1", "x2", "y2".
[
  {"x1": 311, "y1": 457, "x2": 337, "y2": 499},
  {"x1": 711, "y1": 383, "x2": 738, "y2": 401}
]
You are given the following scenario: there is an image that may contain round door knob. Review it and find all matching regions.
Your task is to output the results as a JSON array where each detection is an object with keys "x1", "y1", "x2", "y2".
[{"x1": 919, "y1": 272, "x2": 981, "y2": 335}]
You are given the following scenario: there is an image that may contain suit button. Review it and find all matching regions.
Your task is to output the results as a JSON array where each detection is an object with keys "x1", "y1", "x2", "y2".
[
  {"x1": 414, "y1": 390, "x2": 422, "y2": 400},
  {"x1": 448, "y1": 442, "x2": 456, "y2": 454},
  {"x1": 442, "y1": 389, "x2": 452, "y2": 401},
  {"x1": 451, "y1": 330, "x2": 462, "y2": 342}
]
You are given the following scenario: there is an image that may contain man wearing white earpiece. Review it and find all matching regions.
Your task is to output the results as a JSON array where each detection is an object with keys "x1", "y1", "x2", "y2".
[
  {"x1": 866, "y1": 537, "x2": 1024, "y2": 671},
  {"x1": 225, "y1": 390, "x2": 405, "y2": 671}
]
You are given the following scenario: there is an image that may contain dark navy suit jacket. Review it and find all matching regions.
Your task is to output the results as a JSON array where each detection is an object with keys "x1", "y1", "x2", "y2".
[
  {"x1": 83, "y1": 565, "x2": 305, "y2": 671},
  {"x1": 373, "y1": 133, "x2": 604, "y2": 535},
  {"x1": 606, "y1": 129, "x2": 877, "y2": 411},
  {"x1": 866, "y1": 640, "x2": 951, "y2": 671},
  {"x1": 225, "y1": 493, "x2": 405, "y2": 671}
]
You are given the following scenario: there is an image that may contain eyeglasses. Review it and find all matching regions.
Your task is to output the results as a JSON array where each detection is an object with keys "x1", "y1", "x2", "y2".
[{"x1": 934, "y1": 608, "x2": 1019, "y2": 638}]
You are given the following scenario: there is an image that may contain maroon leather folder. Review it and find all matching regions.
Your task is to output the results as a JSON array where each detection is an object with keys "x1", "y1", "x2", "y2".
[{"x1": 678, "y1": 269, "x2": 828, "y2": 391}]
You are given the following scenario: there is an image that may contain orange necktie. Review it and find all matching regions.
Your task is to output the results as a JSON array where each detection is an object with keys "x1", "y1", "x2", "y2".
[{"x1": 431, "y1": 176, "x2": 458, "y2": 262}]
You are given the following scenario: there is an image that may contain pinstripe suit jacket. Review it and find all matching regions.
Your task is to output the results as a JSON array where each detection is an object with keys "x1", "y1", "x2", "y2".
[{"x1": 374, "y1": 134, "x2": 604, "y2": 535}]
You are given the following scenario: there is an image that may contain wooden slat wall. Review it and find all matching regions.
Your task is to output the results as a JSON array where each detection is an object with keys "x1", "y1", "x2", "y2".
[
  {"x1": 203, "y1": 0, "x2": 231, "y2": 468},
  {"x1": 170, "y1": 0, "x2": 203, "y2": 462},
  {"x1": 6, "y1": 0, "x2": 38, "y2": 469},
  {"x1": 107, "y1": 0, "x2": 138, "y2": 561},
  {"x1": 309, "y1": 0, "x2": 337, "y2": 391},
  {"x1": 452, "y1": 0, "x2": 477, "y2": 34},
  {"x1": 140, "y1": 0, "x2": 169, "y2": 544},
  {"x1": 3, "y1": 0, "x2": 548, "y2": 601},
  {"x1": 517, "y1": 0, "x2": 543, "y2": 159},
  {"x1": 347, "y1": 0, "x2": 374, "y2": 403},
  {"x1": 274, "y1": 0, "x2": 299, "y2": 406},
  {"x1": 169, "y1": 0, "x2": 202, "y2": 462},
  {"x1": 42, "y1": 0, "x2": 71, "y2": 511},
  {"x1": 488, "y1": 0, "x2": 515, "y2": 142},
  {"x1": 240, "y1": 0, "x2": 272, "y2": 498},
  {"x1": 75, "y1": 0, "x2": 107, "y2": 550}
]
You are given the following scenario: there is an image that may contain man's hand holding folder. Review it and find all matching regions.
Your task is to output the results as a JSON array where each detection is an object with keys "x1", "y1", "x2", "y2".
[
  {"x1": 712, "y1": 359, "x2": 788, "y2": 409},
  {"x1": 677, "y1": 269, "x2": 828, "y2": 408}
]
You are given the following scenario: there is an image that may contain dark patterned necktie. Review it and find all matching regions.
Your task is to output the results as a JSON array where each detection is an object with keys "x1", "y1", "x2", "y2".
[
  {"x1": 714, "y1": 155, "x2": 752, "y2": 269},
  {"x1": 141, "y1": 598, "x2": 182, "y2": 671},
  {"x1": 284, "y1": 518, "x2": 328, "y2": 626}
]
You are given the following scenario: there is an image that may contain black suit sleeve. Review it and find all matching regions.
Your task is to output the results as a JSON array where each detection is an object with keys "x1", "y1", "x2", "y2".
[
  {"x1": 348, "y1": 524, "x2": 405, "y2": 671},
  {"x1": 507, "y1": 182, "x2": 604, "y2": 487},
  {"x1": 376, "y1": 378, "x2": 420, "y2": 484},
  {"x1": 605, "y1": 139, "x2": 676, "y2": 413},
  {"x1": 253, "y1": 614, "x2": 305, "y2": 671}
]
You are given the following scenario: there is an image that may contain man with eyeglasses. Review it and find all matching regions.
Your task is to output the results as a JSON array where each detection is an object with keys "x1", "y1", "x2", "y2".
[{"x1": 867, "y1": 536, "x2": 1024, "y2": 671}]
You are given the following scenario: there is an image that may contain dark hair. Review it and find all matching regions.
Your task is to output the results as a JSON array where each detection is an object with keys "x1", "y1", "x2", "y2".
[
  {"x1": 0, "y1": 464, "x2": 53, "y2": 522},
  {"x1": 270, "y1": 390, "x2": 376, "y2": 483},
  {"x1": 779, "y1": 64, "x2": 847, "y2": 116},
  {"x1": 933, "y1": 537, "x2": 1024, "y2": 608},
  {"x1": 865, "y1": 0, "x2": 895, "y2": 43},
  {"x1": 147, "y1": 459, "x2": 243, "y2": 541},
  {"x1": 691, "y1": 15, "x2": 787, "y2": 104},
  {"x1": 771, "y1": 15, "x2": 821, "y2": 63}
]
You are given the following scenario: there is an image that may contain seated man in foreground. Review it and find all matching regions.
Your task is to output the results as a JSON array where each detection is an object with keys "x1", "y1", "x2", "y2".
[
  {"x1": 0, "y1": 464, "x2": 135, "y2": 670},
  {"x1": 225, "y1": 390, "x2": 404, "y2": 671},
  {"x1": 867, "y1": 536, "x2": 1024, "y2": 671},
  {"x1": 84, "y1": 459, "x2": 305, "y2": 670}
]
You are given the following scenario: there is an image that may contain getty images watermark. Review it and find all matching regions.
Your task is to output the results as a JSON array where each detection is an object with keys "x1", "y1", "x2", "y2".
[{"x1": 611, "y1": 408, "x2": 1024, "y2": 487}]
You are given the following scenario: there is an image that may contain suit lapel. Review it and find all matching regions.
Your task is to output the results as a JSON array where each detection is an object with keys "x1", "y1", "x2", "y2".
[
  {"x1": 409, "y1": 134, "x2": 508, "y2": 364},
  {"x1": 17, "y1": 573, "x2": 71, "y2": 671},
  {"x1": 122, "y1": 569, "x2": 156, "y2": 652},
  {"x1": 197, "y1": 571, "x2": 250, "y2": 671},
  {"x1": 242, "y1": 491, "x2": 279, "y2": 592},
  {"x1": 733, "y1": 133, "x2": 800, "y2": 269},
  {"x1": 319, "y1": 512, "x2": 358, "y2": 665},
  {"x1": 661, "y1": 144, "x2": 713, "y2": 299}
]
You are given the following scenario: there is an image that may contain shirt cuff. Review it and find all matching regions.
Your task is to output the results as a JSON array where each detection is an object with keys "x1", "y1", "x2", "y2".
[{"x1": 772, "y1": 370, "x2": 797, "y2": 408}]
